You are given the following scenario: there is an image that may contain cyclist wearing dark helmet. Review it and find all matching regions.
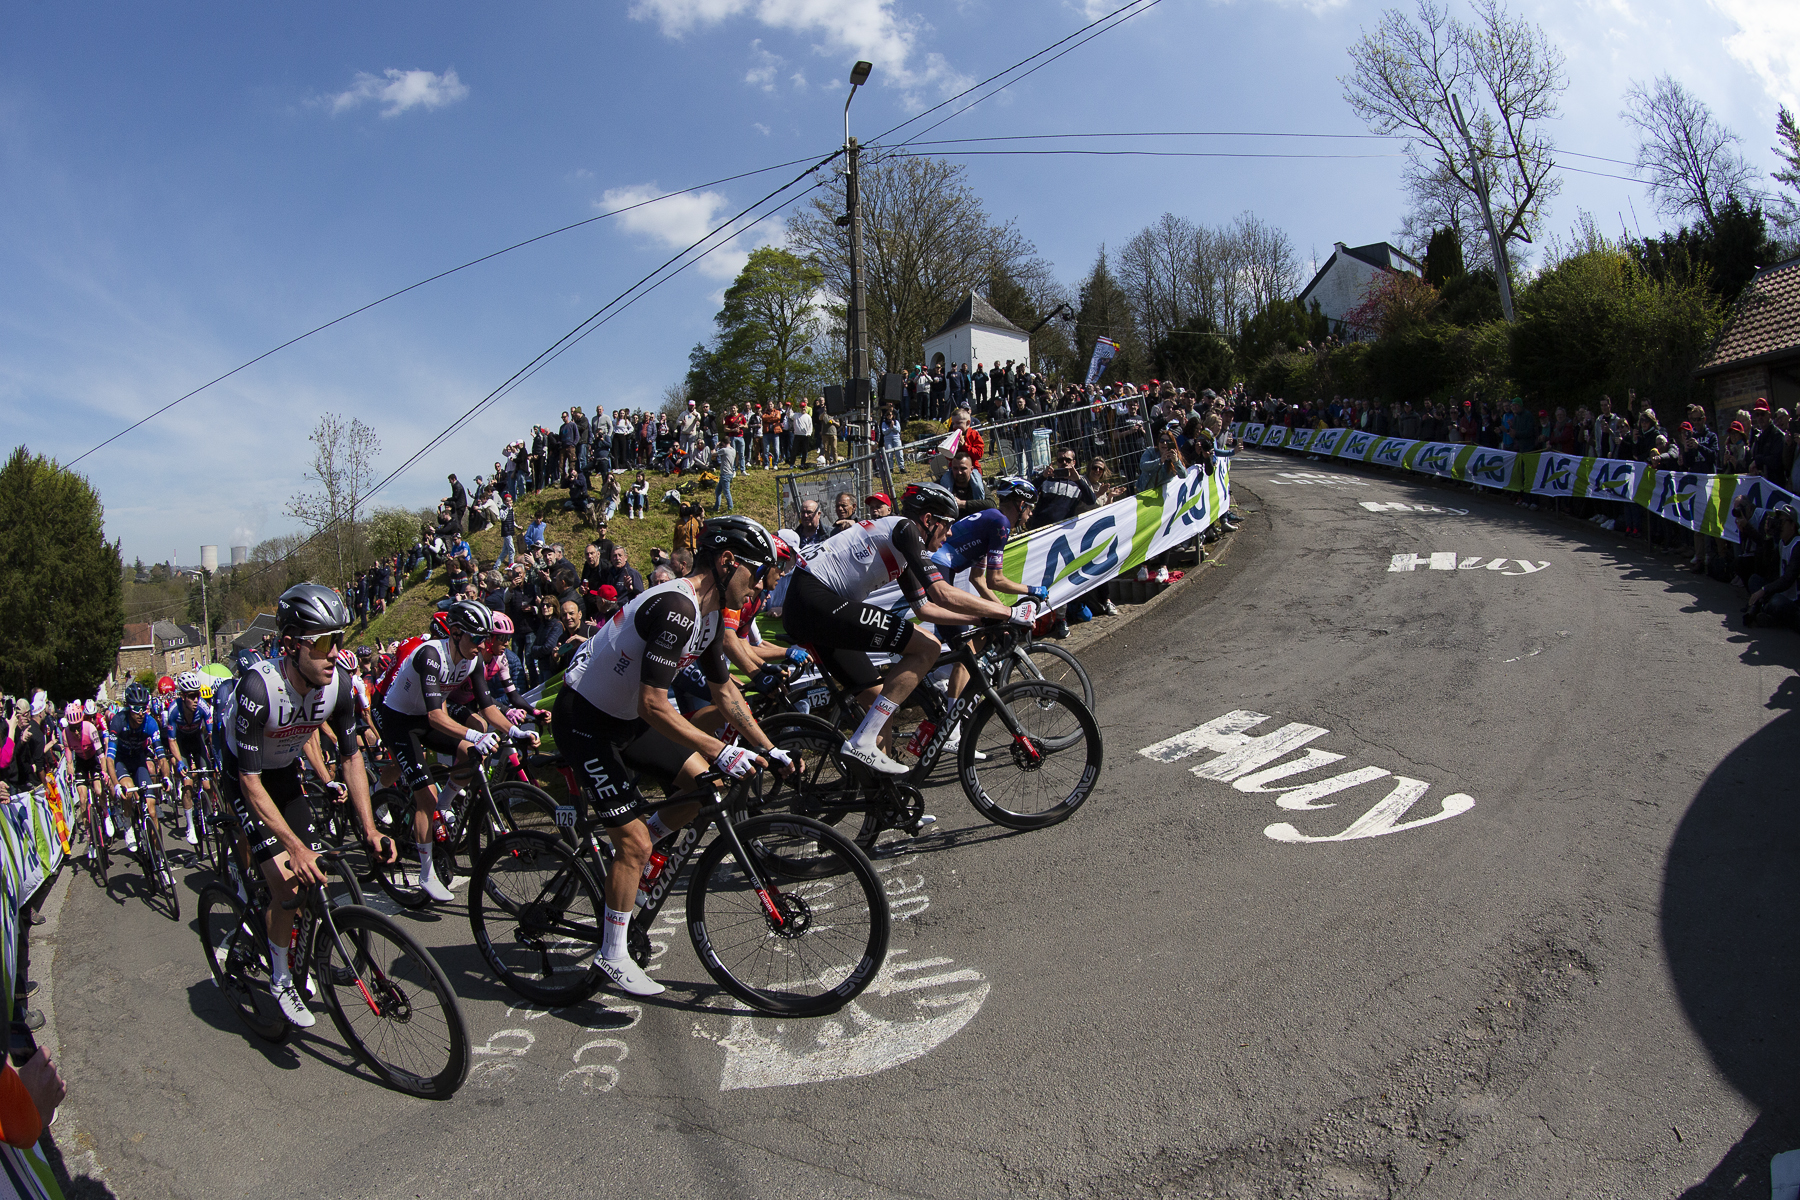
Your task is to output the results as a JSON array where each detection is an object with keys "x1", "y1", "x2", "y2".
[
  {"x1": 102, "y1": 680, "x2": 176, "y2": 856},
  {"x1": 215, "y1": 582, "x2": 397, "y2": 1028},
  {"x1": 373, "y1": 597, "x2": 536, "y2": 903},
  {"x1": 554, "y1": 515, "x2": 797, "y2": 998},
  {"x1": 779, "y1": 479, "x2": 1032, "y2": 776}
]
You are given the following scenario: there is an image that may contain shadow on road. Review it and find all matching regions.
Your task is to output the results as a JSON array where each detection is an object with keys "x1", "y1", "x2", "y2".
[{"x1": 1664, "y1": 708, "x2": 1800, "y2": 1197}]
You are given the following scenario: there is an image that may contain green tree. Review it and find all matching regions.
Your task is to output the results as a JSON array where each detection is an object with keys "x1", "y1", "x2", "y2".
[
  {"x1": 0, "y1": 446, "x2": 124, "y2": 698},
  {"x1": 1237, "y1": 298, "x2": 1331, "y2": 370},
  {"x1": 1152, "y1": 318, "x2": 1235, "y2": 395},
  {"x1": 1774, "y1": 106, "x2": 1800, "y2": 233},
  {"x1": 1073, "y1": 247, "x2": 1144, "y2": 383},
  {"x1": 1423, "y1": 227, "x2": 1465, "y2": 287},
  {"x1": 684, "y1": 247, "x2": 830, "y2": 412}
]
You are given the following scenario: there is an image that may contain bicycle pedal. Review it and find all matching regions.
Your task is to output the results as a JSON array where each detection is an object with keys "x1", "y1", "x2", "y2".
[{"x1": 905, "y1": 814, "x2": 937, "y2": 836}]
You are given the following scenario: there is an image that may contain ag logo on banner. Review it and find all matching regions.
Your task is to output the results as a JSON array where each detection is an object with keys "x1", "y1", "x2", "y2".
[
  {"x1": 1339, "y1": 431, "x2": 1376, "y2": 460},
  {"x1": 1464, "y1": 449, "x2": 1513, "y2": 487},
  {"x1": 1533, "y1": 453, "x2": 1578, "y2": 498}
]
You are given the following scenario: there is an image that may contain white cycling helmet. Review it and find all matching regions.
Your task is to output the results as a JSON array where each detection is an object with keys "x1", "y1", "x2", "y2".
[{"x1": 177, "y1": 670, "x2": 206, "y2": 695}]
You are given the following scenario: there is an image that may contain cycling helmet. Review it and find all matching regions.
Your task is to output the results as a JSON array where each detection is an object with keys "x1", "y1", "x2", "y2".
[
  {"x1": 490, "y1": 612, "x2": 515, "y2": 636},
  {"x1": 63, "y1": 701, "x2": 82, "y2": 723},
  {"x1": 772, "y1": 531, "x2": 797, "y2": 568},
  {"x1": 698, "y1": 515, "x2": 777, "y2": 569},
  {"x1": 331, "y1": 648, "x2": 356, "y2": 672},
  {"x1": 177, "y1": 670, "x2": 205, "y2": 695},
  {"x1": 355, "y1": 644, "x2": 374, "y2": 662},
  {"x1": 199, "y1": 684, "x2": 213, "y2": 700},
  {"x1": 443, "y1": 598, "x2": 495, "y2": 638},
  {"x1": 232, "y1": 648, "x2": 262, "y2": 676},
  {"x1": 276, "y1": 582, "x2": 351, "y2": 637},
  {"x1": 156, "y1": 676, "x2": 176, "y2": 696},
  {"x1": 124, "y1": 682, "x2": 150, "y2": 712},
  {"x1": 430, "y1": 610, "x2": 453, "y2": 639},
  {"x1": 901, "y1": 481, "x2": 960, "y2": 522},
  {"x1": 83, "y1": 699, "x2": 98, "y2": 716},
  {"x1": 993, "y1": 475, "x2": 1037, "y2": 505}
]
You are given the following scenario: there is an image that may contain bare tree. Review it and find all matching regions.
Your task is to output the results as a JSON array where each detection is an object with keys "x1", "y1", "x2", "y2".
[
  {"x1": 1233, "y1": 212, "x2": 1301, "y2": 315},
  {"x1": 285, "y1": 413, "x2": 380, "y2": 590},
  {"x1": 1343, "y1": 0, "x2": 1566, "y2": 283},
  {"x1": 1622, "y1": 75, "x2": 1759, "y2": 230},
  {"x1": 1118, "y1": 213, "x2": 1201, "y2": 349},
  {"x1": 1393, "y1": 161, "x2": 1484, "y2": 261},
  {"x1": 788, "y1": 154, "x2": 1038, "y2": 375}
]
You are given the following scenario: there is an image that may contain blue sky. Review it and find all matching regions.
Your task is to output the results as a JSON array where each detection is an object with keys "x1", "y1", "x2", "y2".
[{"x1": 2, "y1": 0, "x2": 1794, "y2": 565}]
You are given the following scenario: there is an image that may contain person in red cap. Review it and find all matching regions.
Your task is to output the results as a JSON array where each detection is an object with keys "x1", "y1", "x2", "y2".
[
  {"x1": 865, "y1": 492, "x2": 893, "y2": 518},
  {"x1": 1749, "y1": 398, "x2": 1784, "y2": 477}
]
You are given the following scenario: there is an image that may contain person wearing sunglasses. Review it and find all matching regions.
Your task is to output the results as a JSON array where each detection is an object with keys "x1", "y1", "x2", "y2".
[
  {"x1": 552, "y1": 516, "x2": 798, "y2": 998},
  {"x1": 374, "y1": 597, "x2": 535, "y2": 903},
  {"x1": 214, "y1": 583, "x2": 397, "y2": 1028}
]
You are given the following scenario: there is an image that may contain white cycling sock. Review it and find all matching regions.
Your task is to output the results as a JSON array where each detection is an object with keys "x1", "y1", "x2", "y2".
[
  {"x1": 642, "y1": 813, "x2": 673, "y2": 843},
  {"x1": 269, "y1": 941, "x2": 291, "y2": 986},
  {"x1": 416, "y1": 841, "x2": 435, "y2": 881},
  {"x1": 437, "y1": 782, "x2": 464, "y2": 817},
  {"x1": 601, "y1": 905, "x2": 630, "y2": 961},
  {"x1": 851, "y1": 695, "x2": 900, "y2": 749}
]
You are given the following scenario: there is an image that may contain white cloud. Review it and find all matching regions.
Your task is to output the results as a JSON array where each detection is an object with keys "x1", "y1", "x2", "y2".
[
  {"x1": 1708, "y1": 0, "x2": 1800, "y2": 112},
  {"x1": 599, "y1": 183, "x2": 759, "y2": 279},
  {"x1": 752, "y1": 121, "x2": 772, "y2": 135},
  {"x1": 746, "y1": 39, "x2": 784, "y2": 90},
  {"x1": 325, "y1": 68, "x2": 470, "y2": 118},
  {"x1": 628, "y1": 0, "x2": 973, "y2": 99}
]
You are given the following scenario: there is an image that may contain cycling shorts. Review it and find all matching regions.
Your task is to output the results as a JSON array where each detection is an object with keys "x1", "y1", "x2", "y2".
[
  {"x1": 372, "y1": 703, "x2": 463, "y2": 795},
  {"x1": 219, "y1": 756, "x2": 316, "y2": 866},
  {"x1": 670, "y1": 662, "x2": 713, "y2": 716},
  {"x1": 176, "y1": 732, "x2": 210, "y2": 769},
  {"x1": 72, "y1": 756, "x2": 102, "y2": 785},
  {"x1": 551, "y1": 688, "x2": 694, "y2": 829},
  {"x1": 780, "y1": 571, "x2": 919, "y2": 693},
  {"x1": 115, "y1": 759, "x2": 152, "y2": 793}
]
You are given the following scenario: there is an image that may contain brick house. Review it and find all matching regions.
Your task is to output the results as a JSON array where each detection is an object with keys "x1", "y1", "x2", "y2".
[
  {"x1": 116, "y1": 623, "x2": 155, "y2": 681},
  {"x1": 1695, "y1": 256, "x2": 1800, "y2": 414}
]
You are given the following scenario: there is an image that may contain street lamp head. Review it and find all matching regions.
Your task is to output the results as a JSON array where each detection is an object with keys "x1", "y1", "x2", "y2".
[{"x1": 849, "y1": 61, "x2": 873, "y2": 87}]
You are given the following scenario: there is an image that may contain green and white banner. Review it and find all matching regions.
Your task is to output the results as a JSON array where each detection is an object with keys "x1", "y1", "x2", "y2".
[
  {"x1": 869, "y1": 459, "x2": 1233, "y2": 611},
  {"x1": 1236, "y1": 423, "x2": 1790, "y2": 543}
]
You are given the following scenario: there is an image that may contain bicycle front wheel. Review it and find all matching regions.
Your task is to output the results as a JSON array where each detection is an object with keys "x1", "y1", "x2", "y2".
[
  {"x1": 960, "y1": 680, "x2": 1103, "y2": 831},
  {"x1": 197, "y1": 886, "x2": 290, "y2": 1043},
  {"x1": 468, "y1": 831, "x2": 605, "y2": 1006},
  {"x1": 688, "y1": 813, "x2": 888, "y2": 1016},
  {"x1": 317, "y1": 905, "x2": 470, "y2": 1099}
]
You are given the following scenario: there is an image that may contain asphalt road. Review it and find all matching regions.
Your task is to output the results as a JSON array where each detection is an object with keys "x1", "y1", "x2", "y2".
[{"x1": 36, "y1": 446, "x2": 1800, "y2": 1199}]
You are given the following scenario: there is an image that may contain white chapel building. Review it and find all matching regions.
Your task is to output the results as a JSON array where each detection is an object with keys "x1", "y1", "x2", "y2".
[{"x1": 922, "y1": 292, "x2": 1031, "y2": 374}]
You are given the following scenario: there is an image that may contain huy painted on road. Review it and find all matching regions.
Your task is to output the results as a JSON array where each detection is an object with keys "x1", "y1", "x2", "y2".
[{"x1": 1388, "y1": 553, "x2": 1547, "y2": 574}]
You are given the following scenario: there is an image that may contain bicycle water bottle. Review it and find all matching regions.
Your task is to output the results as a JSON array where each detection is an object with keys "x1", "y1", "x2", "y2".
[
  {"x1": 905, "y1": 722, "x2": 936, "y2": 757},
  {"x1": 635, "y1": 851, "x2": 670, "y2": 907}
]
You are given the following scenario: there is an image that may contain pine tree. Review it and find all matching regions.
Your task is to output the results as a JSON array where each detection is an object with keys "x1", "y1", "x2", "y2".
[
  {"x1": 1074, "y1": 247, "x2": 1143, "y2": 383},
  {"x1": 1424, "y1": 227, "x2": 1466, "y2": 288},
  {"x1": 0, "y1": 446, "x2": 124, "y2": 698}
]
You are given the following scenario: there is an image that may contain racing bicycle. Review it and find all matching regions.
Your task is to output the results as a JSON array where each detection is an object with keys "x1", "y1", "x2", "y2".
[{"x1": 131, "y1": 779, "x2": 181, "y2": 920}]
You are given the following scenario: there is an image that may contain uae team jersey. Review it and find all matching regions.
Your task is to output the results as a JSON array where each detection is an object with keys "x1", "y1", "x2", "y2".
[
  {"x1": 219, "y1": 658, "x2": 358, "y2": 774},
  {"x1": 563, "y1": 577, "x2": 729, "y2": 721},
  {"x1": 380, "y1": 638, "x2": 494, "y2": 717},
  {"x1": 795, "y1": 515, "x2": 942, "y2": 604}
]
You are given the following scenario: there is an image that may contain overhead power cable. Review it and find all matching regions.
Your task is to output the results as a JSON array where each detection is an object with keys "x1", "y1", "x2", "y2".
[{"x1": 68, "y1": 153, "x2": 828, "y2": 468}]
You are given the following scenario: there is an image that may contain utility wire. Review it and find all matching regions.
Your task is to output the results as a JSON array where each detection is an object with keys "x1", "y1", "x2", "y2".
[
  {"x1": 898, "y1": 131, "x2": 1637, "y2": 169},
  {"x1": 68, "y1": 153, "x2": 828, "y2": 468},
  {"x1": 886, "y1": 148, "x2": 1404, "y2": 160}
]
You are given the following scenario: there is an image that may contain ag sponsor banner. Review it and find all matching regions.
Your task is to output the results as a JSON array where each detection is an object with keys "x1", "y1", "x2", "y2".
[{"x1": 867, "y1": 460, "x2": 1232, "y2": 612}]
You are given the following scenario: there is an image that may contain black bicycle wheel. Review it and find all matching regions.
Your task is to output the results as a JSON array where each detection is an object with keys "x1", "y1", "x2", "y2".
[
  {"x1": 1000, "y1": 641, "x2": 1096, "y2": 714},
  {"x1": 758, "y1": 713, "x2": 883, "y2": 861},
  {"x1": 369, "y1": 788, "x2": 440, "y2": 910},
  {"x1": 491, "y1": 780, "x2": 567, "y2": 842},
  {"x1": 316, "y1": 905, "x2": 471, "y2": 1099},
  {"x1": 468, "y1": 831, "x2": 605, "y2": 1006},
  {"x1": 88, "y1": 796, "x2": 110, "y2": 887},
  {"x1": 196, "y1": 885, "x2": 290, "y2": 1043},
  {"x1": 960, "y1": 680, "x2": 1103, "y2": 831},
  {"x1": 687, "y1": 812, "x2": 888, "y2": 1016}
]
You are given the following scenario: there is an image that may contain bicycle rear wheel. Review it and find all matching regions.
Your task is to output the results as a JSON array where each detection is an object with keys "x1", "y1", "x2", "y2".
[
  {"x1": 999, "y1": 641, "x2": 1096, "y2": 717},
  {"x1": 316, "y1": 905, "x2": 471, "y2": 1099},
  {"x1": 960, "y1": 680, "x2": 1103, "y2": 831},
  {"x1": 759, "y1": 713, "x2": 882, "y2": 859},
  {"x1": 687, "y1": 813, "x2": 888, "y2": 1016},
  {"x1": 197, "y1": 886, "x2": 290, "y2": 1043},
  {"x1": 468, "y1": 831, "x2": 605, "y2": 1006},
  {"x1": 490, "y1": 780, "x2": 565, "y2": 841}
]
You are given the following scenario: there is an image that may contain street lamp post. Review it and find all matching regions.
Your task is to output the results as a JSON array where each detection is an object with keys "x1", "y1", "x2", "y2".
[{"x1": 844, "y1": 60, "x2": 874, "y2": 499}]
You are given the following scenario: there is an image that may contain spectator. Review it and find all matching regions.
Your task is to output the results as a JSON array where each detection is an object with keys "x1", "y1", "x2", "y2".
[
  {"x1": 563, "y1": 470, "x2": 592, "y2": 526},
  {"x1": 830, "y1": 491, "x2": 857, "y2": 535},
  {"x1": 1746, "y1": 504, "x2": 1800, "y2": 627},
  {"x1": 557, "y1": 410, "x2": 579, "y2": 482},
  {"x1": 818, "y1": 400, "x2": 839, "y2": 464},
  {"x1": 672, "y1": 503, "x2": 703, "y2": 554},
  {"x1": 1085, "y1": 456, "x2": 1125, "y2": 504},
  {"x1": 880, "y1": 405, "x2": 904, "y2": 471},
  {"x1": 523, "y1": 514, "x2": 548, "y2": 556},
  {"x1": 940, "y1": 448, "x2": 991, "y2": 515},
  {"x1": 948, "y1": 407, "x2": 985, "y2": 467},
  {"x1": 447, "y1": 473, "x2": 468, "y2": 531},
  {"x1": 714, "y1": 435, "x2": 737, "y2": 512},
  {"x1": 602, "y1": 544, "x2": 646, "y2": 602},
  {"x1": 790, "y1": 400, "x2": 814, "y2": 465},
  {"x1": 1749, "y1": 399, "x2": 1784, "y2": 478},
  {"x1": 745, "y1": 406, "x2": 764, "y2": 470},
  {"x1": 553, "y1": 599, "x2": 597, "y2": 670},
  {"x1": 625, "y1": 471, "x2": 649, "y2": 520},
  {"x1": 1031, "y1": 447, "x2": 1098, "y2": 529},
  {"x1": 865, "y1": 491, "x2": 893, "y2": 519},
  {"x1": 794, "y1": 499, "x2": 827, "y2": 547}
]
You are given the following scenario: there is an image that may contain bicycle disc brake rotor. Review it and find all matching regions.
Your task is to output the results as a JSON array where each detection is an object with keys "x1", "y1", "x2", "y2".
[
  {"x1": 769, "y1": 890, "x2": 813, "y2": 939},
  {"x1": 1009, "y1": 736, "x2": 1046, "y2": 771}
]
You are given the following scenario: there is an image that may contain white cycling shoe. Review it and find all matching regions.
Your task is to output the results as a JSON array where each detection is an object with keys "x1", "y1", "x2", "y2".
[
  {"x1": 838, "y1": 742, "x2": 909, "y2": 776},
  {"x1": 184, "y1": 824, "x2": 199, "y2": 846},
  {"x1": 596, "y1": 954, "x2": 664, "y2": 997},
  {"x1": 271, "y1": 978, "x2": 316, "y2": 1028},
  {"x1": 941, "y1": 729, "x2": 986, "y2": 762},
  {"x1": 123, "y1": 827, "x2": 138, "y2": 853},
  {"x1": 419, "y1": 873, "x2": 455, "y2": 904}
]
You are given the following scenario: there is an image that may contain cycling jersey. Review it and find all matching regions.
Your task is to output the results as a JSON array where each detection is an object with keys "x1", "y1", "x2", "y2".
[
  {"x1": 796, "y1": 516, "x2": 942, "y2": 606},
  {"x1": 219, "y1": 658, "x2": 359, "y2": 775},
  {"x1": 169, "y1": 697, "x2": 214, "y2": 741},
  {"x1": 108, "y1": 710, "x2": 166, "y2": 764},
  {"x1": 563, "y1": 578, "x2": 729, "y2": 721},
  {"x1": 380, "y1": 638, "x2": 494, "y2": 717},
  {"x1": 446, "y1": 653, "x2": 526, "y2": 714},
  {"x1": 931, "y1": 506, "x2": 1011, "y2": 578}
]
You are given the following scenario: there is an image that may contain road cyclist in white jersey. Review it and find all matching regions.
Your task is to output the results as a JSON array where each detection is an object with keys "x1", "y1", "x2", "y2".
[
  {"x1": 779, "y1": 480, "x2": 1037, "y2": 777},
  {"x1": 215, "y1": 583, "x2": 398, "y2": 1027},
  {"x1": 552, "y1": 515, "x2": 799, "y2": 998},
  {"x1": 372, "y1": 598, "x2": 538, "y2": 903}
]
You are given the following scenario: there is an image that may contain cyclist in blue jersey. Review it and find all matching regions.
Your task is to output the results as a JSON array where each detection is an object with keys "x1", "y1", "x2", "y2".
[
  {"x1": 168, "y1": 671, "x2": 216, "y2": 846},
  {"x1": 930, "y1": 476, "x2": 1049, "y2": 732},
  {"x1": 103, "y1": 682, "x2": 175, "y2": 854}
]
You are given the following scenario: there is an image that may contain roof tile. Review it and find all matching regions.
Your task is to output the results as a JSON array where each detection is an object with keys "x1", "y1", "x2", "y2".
[{"x1": 1697, "y1": 257, "x2": 1800, "y2": 375}]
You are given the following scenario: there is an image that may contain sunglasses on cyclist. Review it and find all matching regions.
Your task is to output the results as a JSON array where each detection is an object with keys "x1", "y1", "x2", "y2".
[{"x1": 294, "y1": 630, "x2": 346, "y2": 654}]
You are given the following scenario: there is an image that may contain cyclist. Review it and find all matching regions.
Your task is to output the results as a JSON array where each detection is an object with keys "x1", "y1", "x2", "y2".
[
  {"x1": 671, "y1": 533, "x2": 811, "y2": 733},
  {"x1": 150, "y1": 677, "x2": 179, "y2": 793},
  {"x1": 552, "y1": 516, "x2": 797, "y2": 998},
  {"x1": 930, "y1": 475, "x2": 1049, "y2": 721},
  {"x1": 779, "y1": 480, "x2": 1033, "y2": 775},
  {"x1": 167, "y1": 671, "x2": 216, "y2": 846},
  {"x1": 102, "y1": 682, "x2": 175, "y2": 853},
  {"x1": 372, "y1": 598, "x2": 536, "y2": 904},
  {"x1": 215, "y1": 583, "x2": 396, "y2": 1027}
]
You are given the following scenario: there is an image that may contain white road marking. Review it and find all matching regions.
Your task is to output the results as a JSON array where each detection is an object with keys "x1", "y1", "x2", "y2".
[
  {"x1": 1390, "y1": 553, "x2": 1550, "y2": 575},
  {"x1": 1139, "y1": 711, "x2": 1475, "y2": 842},
  {"x1": 1359, "y1": 502, "x2": 1468, "y2": 515}
]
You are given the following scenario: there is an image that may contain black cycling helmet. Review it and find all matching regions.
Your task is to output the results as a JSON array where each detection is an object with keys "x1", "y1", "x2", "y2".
[
  {"x1": 699, "y1": 515, "x2": 777, "y2": 570},
  {"x1": 443, "y1": 598, "x2": 495, "y2": 638},
  {"x1": 355, "y1": 644, "x2": 374, "y2": 661},
  {"x1": 124, "y1": 681, "x2": 150, "y2": 712},
  {"x1": 231, "y1": 648, "x2": 262, "y2": 677},
  {"x1": 993, "y1": 475, "x2": 1037, "y2": 505},
  {"x1": 901, "y1": 481, "x2": 959, "y2": 522},
  {"x1": 276, "y1": 582, "x2": 351, "y2": 638}
]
